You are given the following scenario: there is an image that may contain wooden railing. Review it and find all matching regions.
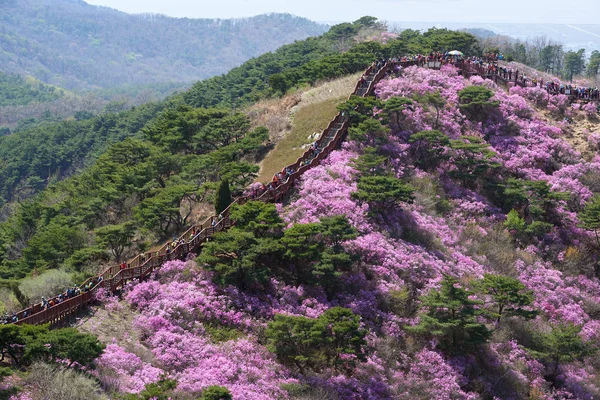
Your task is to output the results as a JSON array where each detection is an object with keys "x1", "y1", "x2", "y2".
[
  {"x1": 12, "y1": 60, "x2": 391, "y2": 327},
  {"x1": 460, "y1": 60, "x2": 600, "y2": 104}
]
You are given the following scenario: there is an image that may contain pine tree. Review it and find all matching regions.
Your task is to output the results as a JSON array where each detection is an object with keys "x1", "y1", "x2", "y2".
[
  {"x1": 530, "y1": 323, "x2": 593, "y2": 376},
  {"x1": 214, "y1": 179, "x2": 232, "y2": 215},
  {"x1": 478, "y1": 274, "x2": 536, "y2": 323},
  {"x1": 579, "y1": 194, "x2": 600, "y2": 246},
  {"x1": 406, "y1": 275, "x2": 491, "y2": 353}
]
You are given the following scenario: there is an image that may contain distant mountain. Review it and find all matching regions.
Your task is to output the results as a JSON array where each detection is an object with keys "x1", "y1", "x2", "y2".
[
  {"x1": 461, "y1": 28, "x2": 498, "y2": 39},
  {"x1": 0, "y1": 0, "x2": 327, "y2": 91},
  {"x1": 389, "y1": 21, "x2": 600, "y2": 54}
]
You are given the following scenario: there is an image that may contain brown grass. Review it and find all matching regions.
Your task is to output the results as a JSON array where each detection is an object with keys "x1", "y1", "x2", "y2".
[
  {"x1": 254, "y1": 73, "x2": 361, "y2": 182},
  {"x1": 246, "y1": 94, "x2": 300, "y2": 143},
  {"x1": 532, "y1": 106, "x2": 600, "y2": 160},
  {"x1": 76, "y1": 301, "x2": 150, "y2": 357},
  {"x1": 257, "y1": 97, "x2": 343, "y2": 182}
]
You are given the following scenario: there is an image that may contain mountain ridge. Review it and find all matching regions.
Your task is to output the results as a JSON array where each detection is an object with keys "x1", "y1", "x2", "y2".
[{"x1": 0, "y1": 0, "x2": 327, "y2": 90}]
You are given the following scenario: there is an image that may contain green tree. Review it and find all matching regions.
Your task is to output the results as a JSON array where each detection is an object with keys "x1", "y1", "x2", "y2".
[
  {"x1": 353, "y1": 16, "x2": 381, "y2": 29},
  {"x1": 579, "y1": 194, "x2": 600, "y2": 246},
  {"x1": 268, "y1": 73, "x2": 289, "y2": 94},
  {"x1": 449, "y1": 136, "x2": 497, "y2": 188},
  {"x1": 200, "y1": 386, "x2": 233, "y2": 400},
  {"x1": 198, "y1": 201, "x2": 287, "y2": 288},
  {"x1": 0, "y1": 325, "x2": 103, "y2": 369},
  {"x1": 135, "y1": 184, "x2": 198, "y2": 236},
  {"x1": 314, "y1": 216, "x2": 357, "y2": 291},
  {"x1": 563, "y1": 49, "x2": 586, "y2": 82},
  {"x1": 351, "y1": 147, "x2": 388, "y2": 176},
  {"x1": 419, "y1": 92, "x2": 446, "y2": 129},
  {"x1": 24, "y1": 328, "x2": 105, "y2": 368},
  {"x1": 420, "y1": 28, "x2": 480, "y2": 55},
  {"x1": 266, "y1": 307, "x2": 366, "y2": 373},
  {"x1": 458, "y1": 86, "x2": 500, "y2": 122},
  {"x1": 406, "y1": 275, "x2": 491, "y2": 353},
  {"x1": 348, "y1": 118, "x2": 390, "y2": 147},
  {"x1": 352, "y1": 175, "x2": 414, "y2": 213},
  {"x1": 94, "y1": 221, "x2": 136, "y2": 262},
  {"x1": 320, "y1": 215, "x2": 358, "y2": 249},
  {"x1": 539, "y1": 45, "x2": 564, "y2": 74},
  {"x1": 586, "y1": 50, "x2": 600, "y2": 79},
  {"x1": 326, "y1": 23, "x2": 359, "y2": 48},
  {"x1": 214, "y1": 179, "x2": 232, "y2": 215},
  {"x1": 337, "y1": 96, "x2": 383, "y2": 125},
  {"x1": 478, "y1": 274, "x2": 536, "y2": 323},
  {"x1": 281, "y1": 223, "x2": 323, "y2": 284},
  {"x1": 409, "y1": 130, "x2": 450, "y2": 171},
  {"x1": 530, "y1": 323, "x2": 594, "y2": 375},
  {"x1": 281, "y1": 215, "x2": 357, "y2": 291},
  {"x1": 197, "y1": 229, "x2": 280, "y2": 289},
  {"x1": 383, "y1": 96, "x2": 413, "y2": 130},
  {"x1": 21, "y1": 218, "x2": 87, "y2": 271},
  {"x1": 0, "y1": 324, "x2": 27, "y2": 367},
  {"x1": 229, "y1": 201, "x2": 284, "y2": 237}
]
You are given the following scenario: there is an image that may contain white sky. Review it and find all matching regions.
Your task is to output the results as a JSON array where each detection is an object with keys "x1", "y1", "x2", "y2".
[{"x1": 83, "y1": 0, "x2": 599, "y2": 24}]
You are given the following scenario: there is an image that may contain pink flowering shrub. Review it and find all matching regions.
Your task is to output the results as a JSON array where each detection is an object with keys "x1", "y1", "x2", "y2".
[
  {"x1": 394, "y1": 349, "x2": 478, "y2": 399},
  {"x1": 588, "y1": 132, "x2": 600, "y2": 150},
  {"x1": 96, "y1": 343, "x2": 163, "y2": 393},
  {"x1": 582, "y1": 101, "x2": 598, "y2": 117}
]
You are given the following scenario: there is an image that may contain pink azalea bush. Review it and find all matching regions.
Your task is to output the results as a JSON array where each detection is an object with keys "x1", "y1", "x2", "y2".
[{"x1": 96, "y1": 343, "x2": 163, "y2": 393}]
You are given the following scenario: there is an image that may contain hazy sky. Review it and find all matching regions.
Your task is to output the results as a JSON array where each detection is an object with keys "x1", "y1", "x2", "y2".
[{"x1": 83, "y1": 0, "x2": 599, "y2": 24}]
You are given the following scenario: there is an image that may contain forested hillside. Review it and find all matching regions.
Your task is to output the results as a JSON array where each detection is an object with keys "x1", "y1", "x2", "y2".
[
  {"x1": 0, "y1": 22, "x2": 480, "y2": 286},
  {"x1": 0, "y1": 0, "x2": 327, "y2": 90},
  {"x1": 4, "y1": 14, "x2": 600, "y2": 398},
  {"x1": 0, "y1": 71, "x2": 62, "y2": 107}
]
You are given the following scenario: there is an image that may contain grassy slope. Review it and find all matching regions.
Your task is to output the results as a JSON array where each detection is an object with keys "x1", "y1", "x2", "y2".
[{"x1": 256, "y1": 73, "x2": 360, "y2": 182}]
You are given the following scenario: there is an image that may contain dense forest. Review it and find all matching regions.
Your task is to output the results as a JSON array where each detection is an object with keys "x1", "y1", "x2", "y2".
[
  {"x1": 0, "y1": 0, "x2": 327, "y2": 91},
  {"x1": 0, "y1": 71, "x2": 62, "y2": 107},
  {"x1": 0, "y1": 69, "x2": 188, "y2": 133}
]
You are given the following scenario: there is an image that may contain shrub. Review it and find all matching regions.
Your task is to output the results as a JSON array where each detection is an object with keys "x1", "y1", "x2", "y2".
[
  {"x1": 19, "y1": 269, "x2": 73, "y2": 306},
  {"x1": 266, "y1": 307, "x2": 367, "y2": 373},
  {"x1": 25, "y1": 362, "x2": 106, "y2": 400},
  {"x1": 200, "y1": 385, "x2": 233, "y2": 400}
]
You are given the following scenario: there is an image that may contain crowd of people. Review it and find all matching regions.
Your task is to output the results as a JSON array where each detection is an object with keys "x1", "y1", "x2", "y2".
[
  {"x1": 483, "y1": 52, "x2": 505, "y2": 61},
  {"x1": 458, "y1": 57, "x2": 600, "y2": 103},
  {"x1": 1, "y1": 276, "x2": 104, "y2": 324},
  {"x1": 535, "y1": 81, "x2": 599, "y2": 100},
  {"x1": 1, "y1": 312, "x2": 20, "y2": 324}
]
